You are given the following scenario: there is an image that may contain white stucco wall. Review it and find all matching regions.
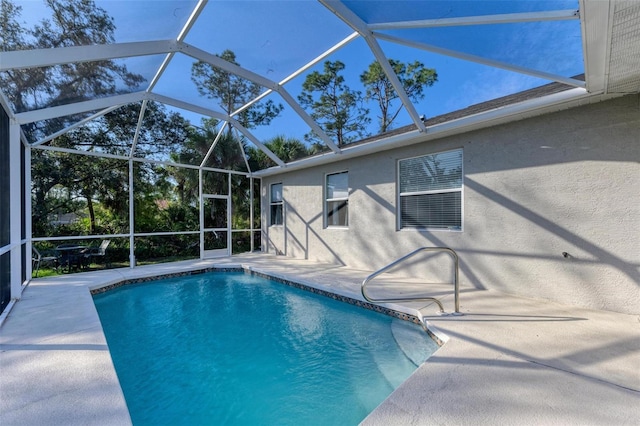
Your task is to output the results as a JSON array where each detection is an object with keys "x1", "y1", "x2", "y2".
[{"x1": 262, "y1": 95, "x2": 640, "y2": 314}]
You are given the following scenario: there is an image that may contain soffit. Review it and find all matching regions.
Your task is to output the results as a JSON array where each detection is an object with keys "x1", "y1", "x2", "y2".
[
  {"x1": 582, "y1": 0, "x2": 640, "y2": 95},
  {"x1": 607, "y1": 1, "x2": 640, "y2": 93}
]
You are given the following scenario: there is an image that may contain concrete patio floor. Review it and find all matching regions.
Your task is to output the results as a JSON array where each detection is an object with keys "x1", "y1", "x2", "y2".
[{"x1": 1, "y1": 254, "x2": 638, "y2": 425}]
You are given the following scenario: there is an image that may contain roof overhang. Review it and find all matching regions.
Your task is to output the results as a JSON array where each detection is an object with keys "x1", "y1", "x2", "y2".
[
  {"x1": 254, "y1": 88, "x2": 624, "y2": 177},
  {"x1": 581, "y1": 0, "x2": 640, "y2": 94}
]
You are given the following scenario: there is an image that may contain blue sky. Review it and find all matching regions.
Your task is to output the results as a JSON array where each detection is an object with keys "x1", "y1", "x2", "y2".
[{"x1": 15, "y1": 0, "x2": 584, "y2": 144}]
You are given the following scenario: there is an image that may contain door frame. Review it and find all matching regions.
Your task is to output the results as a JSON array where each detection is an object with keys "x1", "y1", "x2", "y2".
[{"x1": 201, "y1": 194, "x2": 231, "y2": 258}]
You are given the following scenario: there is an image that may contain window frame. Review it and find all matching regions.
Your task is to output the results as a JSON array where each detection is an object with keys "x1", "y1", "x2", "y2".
[
  {"x1": 397, "y1": 148, "x2": 463, "y2": 232},
  {"x1": 324, "y1": 171, "x2": 349, "y2": 229},
  {"x1": 269, "y1": 182, "x2": 283, "y2": 226}
]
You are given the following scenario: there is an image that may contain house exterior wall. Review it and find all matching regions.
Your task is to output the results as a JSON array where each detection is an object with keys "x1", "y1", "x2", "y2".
[{"x1": 262, "y1": 95, "x2": 640, "y2": 314}]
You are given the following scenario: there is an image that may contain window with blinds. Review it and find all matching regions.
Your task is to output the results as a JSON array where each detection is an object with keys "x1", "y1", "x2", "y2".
[
  {"x1": 398, "y1": 149, "x2": 463, "y2": 230},
  {"x1": 270, "y1": 183, "x2": 283, "y2": 226},
  {"x1": 325, "y1": 171, "x2": 348, "y2": 227}
]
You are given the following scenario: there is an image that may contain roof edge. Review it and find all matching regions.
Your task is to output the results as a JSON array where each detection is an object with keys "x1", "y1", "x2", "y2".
[{"x1": 254, "y1": 88, "x2": 622, "y2": 177}]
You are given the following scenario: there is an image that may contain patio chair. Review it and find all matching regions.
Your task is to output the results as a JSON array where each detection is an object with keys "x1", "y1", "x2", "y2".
[
  {"x1": 32, "y1": 247, "x2": 58, "y2": 277},
  {"x1": 86, "y1": 240, "x2": 111, "y2": 268}
]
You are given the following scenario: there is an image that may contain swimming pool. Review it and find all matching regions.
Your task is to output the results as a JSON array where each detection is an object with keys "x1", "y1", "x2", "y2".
[{"x1": 93, "y1": 271, "x2": 438, "y2": 425}]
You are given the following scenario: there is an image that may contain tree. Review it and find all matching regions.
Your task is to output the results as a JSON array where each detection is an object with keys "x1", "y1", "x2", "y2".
[
  {"x1": 0, "y1": 0, "x2": 26, "y2": 51},
  {"x1": 29, "y1": 100, "x2": 199, "y2": 236},
  {"x1": 361, "y1": 59, "x2": 437, "y2": 133},
  {"x1": 34, "y1": 0, "x2": 144, "y2": 107},
  {"x1": 246, "y1": 135, "x2": 309, "y2": 171},
  {"x1": 298, "y1": 61, "x2": 370, "y2": 146},
  {"x1": 191, "y1": 50, "x2": 283, "y2": 130},
  {"x1": 0, "y1": 0, "x2": 144, "y2": 141},
  {"x1": 0, "y1": 0, "x2": 44, "y2": 115},
  {"x1": 9, "y1": 0, "x2": 207, "y2": 259},
  {"x1": 131, "y1": 102, "x2": 191, "y2": 159},
  {"x1": 192, "y1": 119, "x2": 248, "y2": 171}
]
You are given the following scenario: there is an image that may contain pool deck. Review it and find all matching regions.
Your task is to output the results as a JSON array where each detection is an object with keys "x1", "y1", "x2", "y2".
[{"x1": 1, "y1": 254, "x2": 638, "y2": 425}]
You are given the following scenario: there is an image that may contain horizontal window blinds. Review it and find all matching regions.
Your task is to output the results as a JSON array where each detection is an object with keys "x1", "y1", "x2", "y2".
[
  {"x1": 401, "y1": 192, "x2": 461, "y2": 229},
  {"x1": 399, "y1": 149, "x2": 462, "y2": 230},
  {"x1": 400, "y1": 149, "x2": 462, "y2": 194}
]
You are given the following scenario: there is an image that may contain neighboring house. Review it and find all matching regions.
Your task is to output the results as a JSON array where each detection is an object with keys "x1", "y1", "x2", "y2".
[
  {"x1": 261, "y1": 88, "x2": 640, "y2": 315},
  {"x1": 49, "y1": 212, "x2": 82, "y2": 226}
]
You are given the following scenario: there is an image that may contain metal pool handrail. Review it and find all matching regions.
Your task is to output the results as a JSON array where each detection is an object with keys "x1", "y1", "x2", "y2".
[{"x1": 361, "y1": 247, "x2": 460, "y2": 315}]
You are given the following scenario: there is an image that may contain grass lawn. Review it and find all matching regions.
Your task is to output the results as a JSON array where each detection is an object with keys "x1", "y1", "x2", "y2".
[{"x1": 32, "y1": 255, "x2": 198, "y2": 278}]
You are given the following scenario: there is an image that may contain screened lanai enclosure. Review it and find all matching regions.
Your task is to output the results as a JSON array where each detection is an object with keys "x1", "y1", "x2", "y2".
[{"x1": 1, "y1": 0, "x2": 639, "y2": 315}]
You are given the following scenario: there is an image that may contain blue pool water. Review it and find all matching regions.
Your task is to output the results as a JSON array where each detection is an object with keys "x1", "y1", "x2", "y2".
[{"x1": 93, "y1": 271, "x2": 438, "y2": 425}]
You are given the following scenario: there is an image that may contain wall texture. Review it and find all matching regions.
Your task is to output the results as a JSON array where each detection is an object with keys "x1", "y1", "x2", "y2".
[{"x1": 262, "y1": 94, "x2": 640, "y2": 314}]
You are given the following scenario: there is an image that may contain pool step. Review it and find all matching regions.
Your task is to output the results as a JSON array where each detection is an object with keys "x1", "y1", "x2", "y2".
[
  {"x1": 390, "y1": 319, "x2": 438, "y2": 367},
  {"x1": 367, "y1": 320, "x2": 434, "y2": 390}
]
